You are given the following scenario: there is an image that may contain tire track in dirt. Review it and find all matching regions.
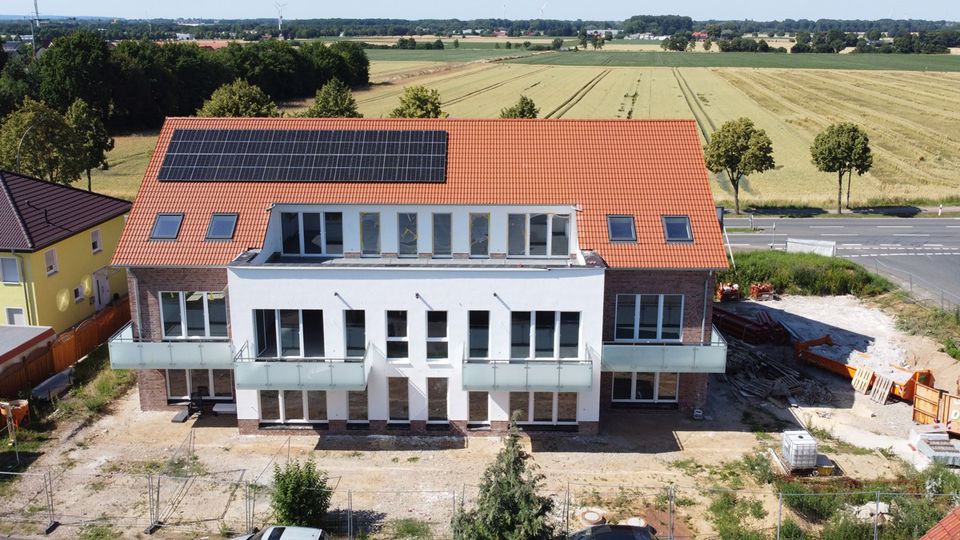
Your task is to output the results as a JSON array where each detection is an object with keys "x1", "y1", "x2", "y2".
[
  {"x1": 672, "y1": 68, "x2": 715, "y2": 141},
  {"x1": 543, "y1": 69, "x2": 611, "y2": 119},
  {"x1": 442, "y1": 67, "x2": 551, "y2": 106}
]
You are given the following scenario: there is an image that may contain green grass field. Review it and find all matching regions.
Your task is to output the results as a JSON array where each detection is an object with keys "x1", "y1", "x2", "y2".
[
  {"x1": 508, "y1": 51, "x2": 960, "y2": 71},
  {"x1": 364, "y1": 48, "x2": 538, "y2": 62}
]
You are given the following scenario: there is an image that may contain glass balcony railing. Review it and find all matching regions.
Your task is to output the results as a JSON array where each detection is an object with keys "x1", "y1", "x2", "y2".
[
  {"x1": 601, "y1": 326, "x2": 728, "y2": 373},
  {"x1": 108, "y1": 323, "x2": 234, "y2": 370},
  {"x1": 461, "y1": 347, "x2": 596, "y2": 392},
  {"x1": 233, "y1": 343, "x2": 376, "y2": 391}
]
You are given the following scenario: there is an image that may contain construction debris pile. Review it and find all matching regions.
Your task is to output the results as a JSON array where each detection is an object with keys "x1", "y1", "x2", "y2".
[
  {"x1": 713, "y1": 306, "x2": 790, "y2": 345},
  {"x1": 724, "y1": 339, "x2": 834, "y2": 407}
]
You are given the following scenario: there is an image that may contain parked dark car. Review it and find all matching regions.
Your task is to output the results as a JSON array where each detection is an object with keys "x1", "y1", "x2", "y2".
[{"x1": 569, "y1": 524, "x2": 658, "y2": 540}]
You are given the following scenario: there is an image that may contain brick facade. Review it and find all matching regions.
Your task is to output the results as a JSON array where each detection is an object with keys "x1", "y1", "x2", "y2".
[
  {"x1": 127, "y1": 267, "x2": 230, "y2": 341},
  {"x1": 137, "y1": 369, "x2": 181, "y2": 411}
]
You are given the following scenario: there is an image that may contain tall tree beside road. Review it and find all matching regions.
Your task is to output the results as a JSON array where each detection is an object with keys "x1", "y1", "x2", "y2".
[
  {"x1": 811, "y1": 123, "x2": 873, "y2": 213},
  {"x1": 197, "y1": 79, "x2": 280, "y2": 118},
  {"x1": 302, "y1": 79, "x2": 362, "y2": 118},
  {"x1": 389, "y1": 86, "x2": 447, "y2": 119},
  {"x1": 65, "y1": 98, "x2": 114, "y2": 192},
  {"x1": 704, "y1": 118, "x2": 776, "y2": 215},
  {"x1": 0, "y1": 97, "x2": 82, "y2": 185},
  {"x1": 35, "y1": 30, "x2": 113, "y2": 116}
]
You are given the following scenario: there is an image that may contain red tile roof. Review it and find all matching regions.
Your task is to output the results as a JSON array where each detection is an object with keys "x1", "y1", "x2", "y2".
[
  {"x1": 113, "y1": 118, "x2": 727, "y2": 270},
  {"x1": 922, "y1": 505, "x2": 960, "y2": 540}
]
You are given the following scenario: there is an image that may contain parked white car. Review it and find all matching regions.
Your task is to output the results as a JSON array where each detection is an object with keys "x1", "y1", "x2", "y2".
[{"x1": 232, "y1": 526, "x2": 325, "y2": 540}]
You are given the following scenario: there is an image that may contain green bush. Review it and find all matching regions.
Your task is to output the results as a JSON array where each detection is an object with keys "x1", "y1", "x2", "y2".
[
  {"x1": 391, "y1": 518, "x2": 432, "y2": 539},
  {"x1": 819, "y1": 515, "x2": 874, "y2": 540},
  {"x1": 271, "y1": 460, "x2": 331, "y2": 528},
  {"x1": 718, "y1": 251, "x2": 891, "y2": 297},
  {"x1": 707, "y1": 491, "x2": 767, "y2": 540},
  {"x1": 778, "y1": 519, "x2": 810, "y2": 540}
]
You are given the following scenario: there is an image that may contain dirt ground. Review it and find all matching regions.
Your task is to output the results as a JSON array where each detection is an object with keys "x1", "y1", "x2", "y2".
[{"x1": 2, "y1": 295, "x2": 954, "y2": 539}]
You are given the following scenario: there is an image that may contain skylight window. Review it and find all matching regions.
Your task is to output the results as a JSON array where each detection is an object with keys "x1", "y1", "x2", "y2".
[
  {"x1": 607, "y1": 215, "x2": 636, "y2": 242},
  {"x1": 206, "y1": 213, "x2": 238, "y2": 240},
  {"x1": 151, "y1": 213, "x2": 184, "y2": 240},
  {"x1": 663, "y1": 216, "x2": 693, "y2": 242}
]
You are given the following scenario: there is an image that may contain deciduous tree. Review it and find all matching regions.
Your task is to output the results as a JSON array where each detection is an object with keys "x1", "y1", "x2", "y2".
[
  {"x1": 0, "y1": 97, "x2": 83, "y2": 185},
  {"x1": 302, "y1": 78, "x2": 362, "y2": 118},
  {"x1": 65, "y1": 98, "x2": 114, "y2": 191},
  {"x1": 704, "y1": 118, "x2": 776, "y2": 215},
  {"x1": 35, "y1": 30, "x2": 114, "y2": 116},
  {"x1": 452, "y1": 416, "x2": 556, "y2": 539},
  {"x1": 197, "y1": 79, "x2": 280, "y2": 118},
  {"x1": 499, "y1": 96, "x2": 539, "y2": 119},
  {"x1": 389, "y1": 85, "x2": 447, "y2": 118},
  {"x1": 810, "y1": 123, "x2": 873, "y2": 213}
]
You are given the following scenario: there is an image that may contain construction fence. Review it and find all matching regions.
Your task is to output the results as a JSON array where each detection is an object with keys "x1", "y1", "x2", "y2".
[{"x1": 0, "y1": 298, "x2": 130, "y2": 398}]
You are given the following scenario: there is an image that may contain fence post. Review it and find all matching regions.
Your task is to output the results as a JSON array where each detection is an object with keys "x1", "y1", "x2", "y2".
[
  {"x1": 42, "y1": 471, "x2": 59, "y2": 535},
  {"x1": 668, "y1": 486, "x2": 675, "y2": 540},
  {"x1": 564, "y1": 482, "x2": 570, "y2": 536},
  {"x1": 873, "y1": 491, "x2": 880, "y2": 540},
  {"x1": 776, "y1": 491, "x2": 782, "y2": 540},
  {"x1": 347, "y1": 490, "x2": 353, "y2": 540},
  {"x1": 144, "y1": 474, "x2": 161, "y2": 534}
]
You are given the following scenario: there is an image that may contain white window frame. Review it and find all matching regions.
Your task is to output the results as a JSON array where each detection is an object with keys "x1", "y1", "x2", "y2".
[
  {"x1": 510, "y1": 391, "x2": 579, "y2": 424},
  {"x1": 468, "y1": 311, "x2": 490, "y2": 359},
  {"x1": 44, "y1": 249, "x2": 58, "y2": 276},
  {"x1": 511, "y1": 311, "x2": 581, "y2": 360},
  {"x1": 73, "y1": 285, "x2": 84, "y2": 304},
  {"x1": 91, "y1": 229, "x2": 103, "y2": 254},
  {"x1": 279, "y1": 211, "x2": 343, "y2": 257},
  {"x1": 611, "y1": 372, "x2": 680, "y2": 403},
  {"x1": 258, "y1": 389, "x2": 328, "y2": 424},
  {"x1": 255, "y1": 309, "x2": 325, "y2": 359},
  {"x1": 431, "y1": 213, "x2": 452, "y2": 258},
  {"x1": 344, "y1": 310, "x2": 366, "y2": 359},
  {"x1": 0, "y1": 257, "x2": 19, "y2": 284},
  {"x1": 165, "y1": 368, "x2": 234, "y2": 401},
  {"x1": 6, "y1": 307, "x2": 25, "y2": 325},
  {"x1": 506, "y1": 213, "x2": 571, "y2": 258},
  {"x1": 469, "y1": 213, "x2": 490, "y2": 258},
  {"x1": 385, "y1": 310, "x2": 409, "y2": 360},
  {"x1": 397, "y1": 212, "x2": 419, "y2": 258},
  {"x1": 160, "y1": 291, "x2": 229, "y2": 340},
  {"x1": 613, "y1": 294, "x2": 684, "y2": 343},
  {"x1": 425, "y1": 311, "x2": 449, "y2": 362},
  {"x1": 359, "y1": 212, "x2": 381, "y2": 257}
]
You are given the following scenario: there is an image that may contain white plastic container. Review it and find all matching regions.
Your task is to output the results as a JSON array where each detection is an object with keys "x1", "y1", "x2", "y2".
[{"x1": 782, "y1": 430, "x2": 818, "y2": 470}]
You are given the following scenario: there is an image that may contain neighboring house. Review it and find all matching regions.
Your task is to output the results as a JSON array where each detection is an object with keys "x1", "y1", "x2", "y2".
[
  {"x1": 109, "y1": 118, "x2": 728, "y2": 436},
  {"x1": 0, "y1": 171, "x2": 131, "y2": 332}
]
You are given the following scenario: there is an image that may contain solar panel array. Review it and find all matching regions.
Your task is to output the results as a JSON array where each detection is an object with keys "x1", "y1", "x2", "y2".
[{"x1": 158, "y1": 129, "x2": 448, "y2": 183}]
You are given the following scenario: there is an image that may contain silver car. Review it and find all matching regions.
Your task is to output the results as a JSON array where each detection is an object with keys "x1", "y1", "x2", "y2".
[{"x1": 232, "y1": 526, "x2": 325, "y2": 540}]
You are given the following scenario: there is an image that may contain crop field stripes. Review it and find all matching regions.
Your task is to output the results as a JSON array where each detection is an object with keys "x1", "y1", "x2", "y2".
[
  {"x1": 672, "y1": 68, "x2": 716, "y2": 141},
  {"x1": 355, "y1": 64, "x2": 492, "y2": 105},
  {"x1": 543, "y1": 69, "x2": 611, "y2": 119},
  {"x1": 442, "y1": 67, "x2": 552, "y2": 106},
  {"x1": 617, "y1": 77, "x2": 643, "y2": 119}
]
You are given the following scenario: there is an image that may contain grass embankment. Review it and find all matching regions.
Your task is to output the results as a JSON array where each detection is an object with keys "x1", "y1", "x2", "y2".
[{"x1": 718, "y1": 251, "x2": 892, "y2": 297}]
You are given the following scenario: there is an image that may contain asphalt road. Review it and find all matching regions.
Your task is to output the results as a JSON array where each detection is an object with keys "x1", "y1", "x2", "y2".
[{"x1": 723, "y1": 217, "x2": 960, "y2": 307}]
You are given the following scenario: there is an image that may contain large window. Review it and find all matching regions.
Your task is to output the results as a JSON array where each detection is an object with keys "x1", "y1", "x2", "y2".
[
  {"x1": 161, "y1": 292, "x2": 228, "y2": 339},
  {"x1": 426, "y1": 311, "x2": 448, "y2": 361},
  {"x1": 468, "y1": 311, "x2": 490, "y2": 358},
  {"x1": 388, "y1": 377, "x2": 409, "y2": 421},
  {"x1": 386, "y1": 311, "x2": 409, "y2": 359},
  {"x1": 509, "y1": 392, "x2": 578, "y2": 423},
  {"x1": 360, "y1": 213, "x2": 380, "y2": 256},
  {"x1": 398, "y1": 213, "x2": 418, "y2": 257},
  {"x1": 468, "y1": 392, "x2": 488, "y2": 424},
  {"x1": 507, "y1": 213, "x2": 571, "y2": 257},
  {"x1": 469, "y1": 213, "x2": 489, "y2": 257},
  {"x1": 258, "y1": 390, "x2": 327, "y2": 423},
  {"x1": 167, "y1": 369, "x2": 233, "y2": 400},
  {"x1": 615, "y1": 294, "x2": 683, "y2": 341},
  {"x1": 427, "y1": 378, "x2": 448, "y2": 422},
  {"x1": 0, "y1": 258, "x2": 19, "y2": 284},
  {"x1": 254, "y1": 309, "x2": 324, "y2": 358},
  {"x1": 611, "y1": 372, "x2": 679, "y2": 403},
  {"x1": 280, "y1": 211, "x2": 343, "y2": 256},
  {"x1": 348, "y1": 389, "x2": 368, "y2": 422},
  {"x1": 344, "y1": 310, "x2": 366, "y2": 358},
  {"x1": 432, "y1": 213, "x2": 452, "y2": 257},
  {"x1": 510, "y1": 311, "x2": 580, "y2": 359}
]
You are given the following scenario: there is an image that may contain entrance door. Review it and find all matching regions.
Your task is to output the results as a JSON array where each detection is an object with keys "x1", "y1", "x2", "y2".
[{"x1": 93, "y1": 268, "x2": 110, "y2": 310}]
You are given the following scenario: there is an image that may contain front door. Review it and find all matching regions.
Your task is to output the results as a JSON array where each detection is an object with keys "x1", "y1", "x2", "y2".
[{"x1": 93, "y1": 268, "x2": 110, "y2": 310}]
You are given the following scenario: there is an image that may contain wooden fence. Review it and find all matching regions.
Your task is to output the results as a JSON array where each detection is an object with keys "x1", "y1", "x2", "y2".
[
  {"x1": 0, "y1": 298, "x2": 130, "y2": 399},
  {"x1": 912, "y1": 382, "x2": 960, "y2": 435}
]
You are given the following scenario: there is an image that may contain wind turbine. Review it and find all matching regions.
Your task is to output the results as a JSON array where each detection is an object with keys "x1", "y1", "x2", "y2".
[
  {"x1": 274, "y1": 2, "x2": 287, "y2": 36},
  {"x1": 539, "y1": 2, "x2": 548, "y2": 19}
]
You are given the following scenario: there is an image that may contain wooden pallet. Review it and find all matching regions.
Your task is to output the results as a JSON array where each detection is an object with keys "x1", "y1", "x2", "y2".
[
  {"x1": 870, "y1": 376, "x2": 894, "y2": 404},
  {"x1": 852, "y1": 367, "x2": 874, "y2": 394}
]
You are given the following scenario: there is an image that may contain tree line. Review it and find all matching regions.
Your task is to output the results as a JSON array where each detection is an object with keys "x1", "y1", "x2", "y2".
[
  {"x1": 0, "y1": 30, "x2": 369, "y2": 129},
  {"x1": 791, "y1": 29, "x2": 959, "y2": 54}
]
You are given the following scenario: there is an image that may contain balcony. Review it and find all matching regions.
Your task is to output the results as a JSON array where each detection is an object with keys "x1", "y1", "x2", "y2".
[
  {"x1": 601, "y1": 326, "x2": 728, "y2": 373},
  {"x1": 461, "y1": 348, "x2": 596, "y2": 392},
  {"x1": 108, "y1": 323, "x2": 234, "y2": 370},
  {"x1": 233, "y1": 343, "x2": 377, "y2": 391}
]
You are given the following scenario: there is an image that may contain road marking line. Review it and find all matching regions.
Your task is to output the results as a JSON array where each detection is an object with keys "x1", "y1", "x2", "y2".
[
  {"x1": 893, "y1": 234, "x2": 930, "y2": 237},
  {"x1": 841, "y1": 243, "x2": 862, "y2": 247},
  {"x1": 947, "y1": 226, "x2": 960, "y2": 228},
  {"x1": 821, "y1": 234, "x2": 858, "y2": 237},
  {"x1": 924, "y1": 244, "x2": 944, "y2": 247},
  {"x1": 726, "y1": 243, "x2": 751, "y2": 247},
  {"x1": 811, "y1": 225, "x2": 844, "y2": 229}
]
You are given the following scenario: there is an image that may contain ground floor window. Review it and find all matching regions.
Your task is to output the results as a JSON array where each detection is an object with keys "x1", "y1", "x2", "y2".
[
  {"x1": 611, "y1": 372, "x2": 679, "y2": 403},
  {"x1": 167, "y1": 369, "x2": 233, "y2": 401},
  {"x1": 258, "y1": 390, "x2": 327, "y2": 423},
  {"x1": 508, "y1": 392, "x2": 578, "y2": 424},
  {"x1": 348, "y1": 389, "x2": 368, "y2": 422},
  {"x1": 427, "y1": 378, "x2": 448, "y2": 422},
  {"x1": 388, "y1": 377, "x2": 409, "y2": 422},
  {"x1": 468, "y1": 391, "x2": 488, "y2": 424}
]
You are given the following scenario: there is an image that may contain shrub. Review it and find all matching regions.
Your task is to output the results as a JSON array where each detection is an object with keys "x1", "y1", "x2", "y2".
[
  {"x1": 391, "y1": 518, "x2": 432, "y2": 539},
  {"x1": 779, "y1": 519, "x2": 810, "y2": 540},
  {"x1": 718, "y1": 251, "x2": 891, "y2": 297},
  {"x1": 271, "y1": 460, "x2": 331, "y2": 528},
  {"x1": 819, "y1": 515, "x2": 873, "y2": 540}
]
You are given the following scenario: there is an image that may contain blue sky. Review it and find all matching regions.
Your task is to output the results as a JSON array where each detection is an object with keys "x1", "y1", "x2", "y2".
[{"x1": 9, "y1": 0, "x2": 960, "y2": 21}]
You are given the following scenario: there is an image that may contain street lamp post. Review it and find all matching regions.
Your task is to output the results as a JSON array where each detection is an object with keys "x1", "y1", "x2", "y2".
[{"x1": 15, "y1": 123, "x2": 37, "y2": 175}]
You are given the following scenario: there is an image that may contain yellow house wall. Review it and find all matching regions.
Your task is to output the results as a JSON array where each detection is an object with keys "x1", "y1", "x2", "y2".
[
  {"x1": 0, "y1": 255, "x2": 29, "y2": 324},
  {"x1": 25, "y1": 214, "x2": 129, "y2": 333}
]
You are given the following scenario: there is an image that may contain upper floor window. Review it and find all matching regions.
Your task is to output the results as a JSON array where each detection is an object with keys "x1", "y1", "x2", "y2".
[
  {"x1": 468, "y1": 311, "x2": 490, "y2": 359},
  {"x1": 0, "y1": 257, "x2": 19, "y2": 284},
  {"x1": 615, "y1": 294, "x2": 683, "y2": 342},
  {"x1": 206, "y1": 214, "x2": 238, "y2": 241},
  {"x1": 386, "y1": 310, "x2": 409, "y2": 359},
  {"x1": 344, "y1": 310, "x2": 366, "y2": 358},
  {"x1": 432, "y1": 213, "x2": 452, "y2": 257},
  {"x1": 151, "y1": 213, "x2": 183, "y2": 240},
  {"x1": 254, "y1": 309, "x2": 324, "y2": 358},
  {"x1": 510, "y1": 311, "x2": 580, "y2": 359},
  {"x1": 426, "y1": 311, "x2": 448, "y2": 361},
  {"x1": 507, "y1": 213, "x2": 571, "y2": 257},
  {"x1": 607, "y1": 215, "x2": 636, "y2": 242},
  {"x1": 44, "y1": 249, "x2": 58, "y2": 276},
  {"x1": 161, "y1": 291, "x2": 228, "y2": 339},
  {"x1": 398, "y1": 213, "x2": 418, "y2": 257},
  {"x1": 663, "y1": 216, "x2": 693, "y2": 242},
  {"x1": 469, "y1": 213, "x2": 489, "y2": 257},
  {"x1": 280, "y1": 212, "x2": 343, "y2": 256},
  {"x1": 91, "y1": 229, "x2": 103, "y2": 253},
  {"x1": 360, "y1": 213, "x2": 380, "y2": 256}
]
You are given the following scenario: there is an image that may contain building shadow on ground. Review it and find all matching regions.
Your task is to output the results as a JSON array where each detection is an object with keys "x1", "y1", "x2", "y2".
[
  {"x1": 850, "y1": 205, "x2": 921, "y2": 217},
  {"x1": 313, "y1": 434, "x2": 467, "y2": 451}
]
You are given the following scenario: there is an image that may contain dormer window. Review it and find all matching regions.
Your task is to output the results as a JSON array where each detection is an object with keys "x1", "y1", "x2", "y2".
[
  {"x1": 151, "y1": 213, "x2": 184, "y2": 240},
  {"x1": 206, "y1": 213, "x2": 238, "y2": 240},
  {"x1": 663, "y1": 216, "x2": 693, "y2": 242},
  {"x1": 508, "y1": 213, "x2": 570, "y2": 257},
  {"x1": 607, "y1": 215, "x2": 636, "y2": 242},
  {"x1": 280, "y1": 211, "x2": 343, "y2": 256}
]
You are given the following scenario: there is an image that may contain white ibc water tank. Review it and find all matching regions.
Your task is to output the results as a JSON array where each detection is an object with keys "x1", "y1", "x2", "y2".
[{"x1": 782, "y1": 430, "x2": 818, "y2": 470}]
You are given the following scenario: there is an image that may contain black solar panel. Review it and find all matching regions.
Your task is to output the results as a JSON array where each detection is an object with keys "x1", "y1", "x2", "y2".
[{"x1": 158, "y1": 129, "x2": 448, "y2": 183}]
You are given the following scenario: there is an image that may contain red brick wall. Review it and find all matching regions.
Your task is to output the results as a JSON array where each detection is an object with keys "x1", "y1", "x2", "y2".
[
  {"x1": 602, "y1": 269, "x2": 715, "y2": 343},
  {"x1": 137, "y1": 369, "x2": 181, "y2": 411},
  {"x1": 127, "y1": 267, "x2": 229, "y2": 341}
]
